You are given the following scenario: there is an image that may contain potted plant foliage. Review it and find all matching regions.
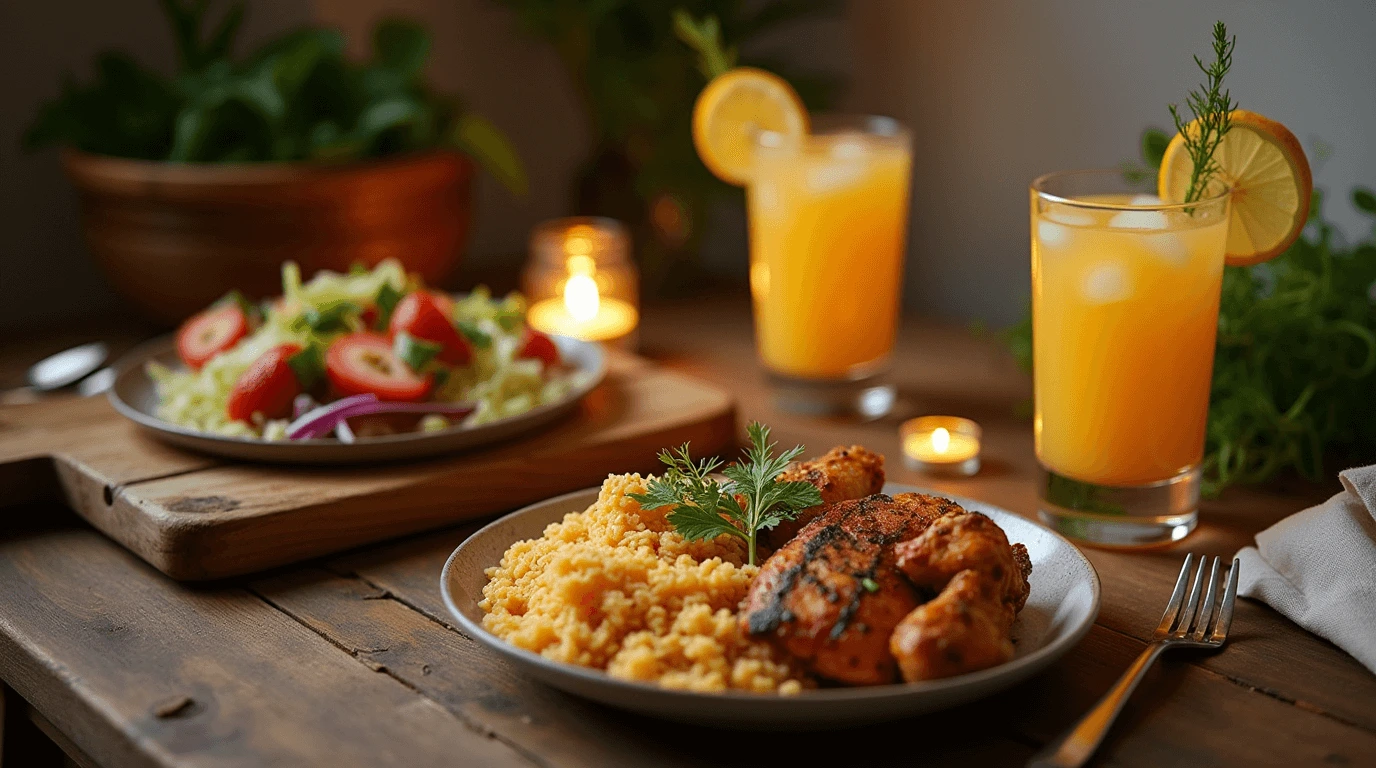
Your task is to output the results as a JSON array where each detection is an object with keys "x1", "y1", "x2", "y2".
[
  {"x1": 494, "y1": 0, "x2": 836, "y2": 292},
  {"x1": 24, "y1": 0, "x2": 526, "y2": 324}
]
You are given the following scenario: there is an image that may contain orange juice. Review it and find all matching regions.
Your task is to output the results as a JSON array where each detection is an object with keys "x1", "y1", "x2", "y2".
[
  {"x1": 1032, "y1": 192, "x2": 1229, "y2": 486},
  {"x1": 747, "y1": 122, "x2": 911, "y2": 379}
]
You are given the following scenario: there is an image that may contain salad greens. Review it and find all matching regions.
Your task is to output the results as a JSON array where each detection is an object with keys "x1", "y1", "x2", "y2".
[
  {"x1": 631, "y1": 422, "x2": 823, "y2": 566},
  {"x1": 23, "y1": 0, "x2": 526, "y2": 195}
]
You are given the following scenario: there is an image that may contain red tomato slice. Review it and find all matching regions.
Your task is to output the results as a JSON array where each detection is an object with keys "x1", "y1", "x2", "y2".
[
  {"x1": 227, "y1": 344, "x2": 303, "y2": 422},
  {"x1": 430, "y1": 291, "x2": 455, "y2": 319},
  {"x1": 326, "y1": 333, "x2": 433, "y2": 402},
  {"x1": 388, "y1": 292, "x2": 470, "y2": 366},
  {"x1": 516, "y1": 330, "x2": 561, "y2": 368},
  {"x1": 177, "y1": 304, "x2": 249, "y2": 371}
]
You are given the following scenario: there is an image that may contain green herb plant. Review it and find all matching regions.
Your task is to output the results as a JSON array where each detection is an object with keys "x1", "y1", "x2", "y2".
[
  {"x1": 24, "y1": 0, "x2": 526, "y2": 195},
  {"x1": 1168, "y1": 21, "x2": 1237, "y2": 203},
  {"x1": 631, "y1": 422, "x2": 823, "y2": 565}
]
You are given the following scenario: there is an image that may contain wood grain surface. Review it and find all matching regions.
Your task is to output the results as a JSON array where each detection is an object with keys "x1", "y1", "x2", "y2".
[
  {"x1": 0, "y1": 353, "x2": 735, "y2": 580},
  {"x1": 0, "y1": 296, "x2": 1372, "y2": 768}
]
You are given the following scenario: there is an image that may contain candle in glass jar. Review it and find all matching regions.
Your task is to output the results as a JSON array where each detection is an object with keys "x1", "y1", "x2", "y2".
[
  {"x1": 523, "y1": 218, "x2": 639, "y2": 347},
  {"x1": 901, "y1": 416, "x2": 981, "y2": 476}
]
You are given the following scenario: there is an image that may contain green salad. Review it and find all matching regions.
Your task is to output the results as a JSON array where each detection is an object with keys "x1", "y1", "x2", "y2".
[{"x1": 150, "y1": 260, "x2": 585, "y2": 441}]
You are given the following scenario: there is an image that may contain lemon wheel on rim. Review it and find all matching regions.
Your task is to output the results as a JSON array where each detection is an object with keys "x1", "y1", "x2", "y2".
[{"x1": 1158, "y1": 109, "x2": 1313, "y2": 267}]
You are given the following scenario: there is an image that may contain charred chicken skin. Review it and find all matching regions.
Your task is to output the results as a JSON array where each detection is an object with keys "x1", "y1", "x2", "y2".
[
  {"x1": 763, "y1": 445, "x2": 886, "y2": 550},
  {"x1": 742, "y1": 493, "x2": 964, "y2": 685},
  {"x1": 890, "y1": 511, "x2": 1034, "y2": 682}
]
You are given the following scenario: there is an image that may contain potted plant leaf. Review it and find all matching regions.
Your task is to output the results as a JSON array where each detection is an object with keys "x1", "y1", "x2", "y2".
[{"x1": 24, "y1": 0, "x2": 526, "y2": 324}]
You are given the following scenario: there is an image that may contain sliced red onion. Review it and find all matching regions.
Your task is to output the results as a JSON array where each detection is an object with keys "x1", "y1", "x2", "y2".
[
  {"x1": 286, "y1": 394, "x2": 378, "y2": 439},
  {"x1": 335, "y1": 418, "x2": 356, "y2": 444},
  {"x1": 285, "y1": 393, "x2": 476, "y2": 441}
]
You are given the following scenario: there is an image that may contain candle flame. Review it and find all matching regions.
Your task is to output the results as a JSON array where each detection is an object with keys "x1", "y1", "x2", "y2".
[
  {"x1": 564, "y1": 274, "x2": 600, "y2": 323},
  {"x1": 931, "y1": 427, "x2": 951, "y2": 454}
]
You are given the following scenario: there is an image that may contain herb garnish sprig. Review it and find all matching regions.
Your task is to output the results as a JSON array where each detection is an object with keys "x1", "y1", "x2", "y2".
[
  {"x1": 631, "y1": 423, "x2": 823, "y2": 566},
  {"x1": 1169, "y1": 21, "x2": 1238, "y2": 203}
]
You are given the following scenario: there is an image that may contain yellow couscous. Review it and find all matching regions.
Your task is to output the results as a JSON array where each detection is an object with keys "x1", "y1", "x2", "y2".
[{"x1": 480, "y1": 473, "x2": 808, "y2": 694}]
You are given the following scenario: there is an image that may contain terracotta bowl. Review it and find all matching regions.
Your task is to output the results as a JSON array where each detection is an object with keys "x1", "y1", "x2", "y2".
[{"x1": 62, "y1": 149, "x2": 474, "y2": 325}]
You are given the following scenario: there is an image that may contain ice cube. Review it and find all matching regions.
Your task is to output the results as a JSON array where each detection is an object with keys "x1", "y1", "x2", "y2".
[
  {"x1": 1082, "y1": 262, "x2": 1131, "y2": 304},
  {"x1": 830, "y1": 135, "x2": 868, "y2": 160},
  {"x1": 1038, "y1": 220, "x2": 1072, "y2": 248},
  {"x1": 1144, "y1": 233, "x2": 1188, "y2": 266},
  {"x1": 806, "y1": 162, "x2": 865, "y2": 192},
  {"x1": 1110, "y1": 209, "x2": 1169, "y2": 229},
  {"x1": 753, "y1": 182, "x2": 780, "y2": 213},
  {"x1": 1110, "y1": 195, "x2": 1170, "y2": 229},
  {"x1": 1043, "y1": 205, "x2": 1095, "y2": 227}
]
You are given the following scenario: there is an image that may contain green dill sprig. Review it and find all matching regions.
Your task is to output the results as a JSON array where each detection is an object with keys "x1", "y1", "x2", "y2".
[
  {"x1": 1169, "y1": 20, "x2": 1238, "y2": 203},
  {"x1": 630, "y1": 422, "x2": 823, "y2": 566},
  {"x1": 673, "y1": 10, "x2": 736, "y2": 81}
]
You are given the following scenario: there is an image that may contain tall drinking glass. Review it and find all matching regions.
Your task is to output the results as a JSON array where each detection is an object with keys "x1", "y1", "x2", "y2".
[
  {"x1": 747, "y1": 115, "x2": 912, "y2": 417},
  {"x1": 1031, "y1": 170, "x2": 1231, "y2": 547}
]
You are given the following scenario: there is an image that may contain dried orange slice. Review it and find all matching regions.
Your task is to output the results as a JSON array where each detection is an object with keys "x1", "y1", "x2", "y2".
[
  {"x1": 691, "y1": 67, "x2": 807, "y2": 186},
  {"x1": 1159, "y1": 110, "x2": 1313, "y2": 267}
]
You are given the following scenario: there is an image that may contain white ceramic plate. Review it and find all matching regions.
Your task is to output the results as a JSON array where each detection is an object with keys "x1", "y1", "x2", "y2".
[
  {"x1": 441, "y1": 482, "x2": 1100, "y2": 729},
  {"x1": 108, "y1": 334, "x2": 605, "y2": 464}
]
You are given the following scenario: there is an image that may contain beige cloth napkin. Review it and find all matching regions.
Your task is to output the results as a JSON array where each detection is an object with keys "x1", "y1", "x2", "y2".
[{"x1": 1234, "y1": 465, "x2": 1376, "y2": 674}]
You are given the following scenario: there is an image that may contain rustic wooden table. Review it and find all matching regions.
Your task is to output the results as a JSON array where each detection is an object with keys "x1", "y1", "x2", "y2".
[{"x1": 2, "y1": 297, "x2": 1374, "y2": 767}]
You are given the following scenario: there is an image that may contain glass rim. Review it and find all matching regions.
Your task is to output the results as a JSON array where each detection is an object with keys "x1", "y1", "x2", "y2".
[
  {"x1": 1031, "y1": 168, "x2": 1231, "y2": 211},
  {"x1": 755, "y1": 113, "x2": 909, "y2": 147}
]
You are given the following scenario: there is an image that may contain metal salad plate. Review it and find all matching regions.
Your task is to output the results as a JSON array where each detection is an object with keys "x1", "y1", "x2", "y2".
[
  {"x1": 108, "y1": 335, "x2": 606, "y2": 464},
  {"x1": 440, "y1": 483, "x2": 1101, "y2": 729}
]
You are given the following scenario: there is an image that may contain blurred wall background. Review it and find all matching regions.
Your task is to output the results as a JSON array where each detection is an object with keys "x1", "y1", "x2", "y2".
[{"x1": 2, "y1": 0, "x2": 1373, "y2": 332}]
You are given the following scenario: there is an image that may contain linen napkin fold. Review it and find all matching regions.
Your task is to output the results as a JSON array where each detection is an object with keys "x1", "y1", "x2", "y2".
[{"x1": 1234, "y1": 464, "x2": 1376, "y2": 674}]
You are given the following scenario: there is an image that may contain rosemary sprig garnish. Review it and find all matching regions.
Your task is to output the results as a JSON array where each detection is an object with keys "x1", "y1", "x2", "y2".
[
  {"x1": 630, "y1": 422, "x2": 822, "y2": 566},
  {"x1": 1169, "y1": 20, "x2": 1238, "y2": 203}
]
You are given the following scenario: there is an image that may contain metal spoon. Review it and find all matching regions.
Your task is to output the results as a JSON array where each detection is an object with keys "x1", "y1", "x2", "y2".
[{"x1": 27, "y1": 342, "x2": 109, "y2": 391}]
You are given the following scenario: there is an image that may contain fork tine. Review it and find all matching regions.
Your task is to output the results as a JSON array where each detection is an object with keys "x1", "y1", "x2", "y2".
[
  {"x1": 1191, "y1": 557, "x2": 1222, "y2": 640},
  {"x1": 1176, "y1": 556, "x2": 1207, "y2": 636},
  {"x1": 1210, "y1": 558, "x2": 1241, "y2": 642},
  {"x1": 1155, "y1": 554, "x2": 1195, "y2": 636}
]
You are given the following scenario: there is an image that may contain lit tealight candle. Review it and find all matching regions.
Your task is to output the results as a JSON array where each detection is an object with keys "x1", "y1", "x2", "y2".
[
  {"x1": 524, "y1": 219, "x2": 640, "y2": 348},
  {"x1": 901, "y1": 416, "x2": 981, "y2": 476}
]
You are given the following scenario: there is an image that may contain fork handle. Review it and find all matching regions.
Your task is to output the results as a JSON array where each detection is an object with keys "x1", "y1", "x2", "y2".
[{"x1": 1027, "y1": 641, "x2": 1167, "y2": 768}]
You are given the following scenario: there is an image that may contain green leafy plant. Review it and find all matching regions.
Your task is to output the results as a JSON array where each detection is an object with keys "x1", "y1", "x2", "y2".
[
  {"x1": 631, "y1": 422, "x2": 823, "y2": 565},
  {"x1": 1007, "y1": 131, "x2": 1376, "y2": 496},
  {"x1": 24, "y1": 0, "x2": 526, "y2": 194},
  {"x1": 493, "y1": 0, "x2": 838, "y2": 288}
]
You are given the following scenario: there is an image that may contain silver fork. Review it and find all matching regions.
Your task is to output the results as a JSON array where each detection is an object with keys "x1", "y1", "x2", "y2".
[{"x1": 1028, "y1": 554, "x2": 1240, "y2": 768}]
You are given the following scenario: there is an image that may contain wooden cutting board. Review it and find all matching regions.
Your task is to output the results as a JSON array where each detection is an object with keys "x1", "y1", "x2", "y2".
[{"x1": 0, "y1": 353, "x2": 735, "y2": 581}]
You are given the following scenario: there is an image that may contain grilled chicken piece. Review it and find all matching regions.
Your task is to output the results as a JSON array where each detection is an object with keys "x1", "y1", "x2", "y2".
[
  {"x1": 763, "y1": 445, "x2": 885, "y2": 550},
  {"x1": 743, "y1": 493, "x2": 963, "y2": 685},
  {"x1": 890, "y1": 511, "x2": 1034, "y2": 681}
]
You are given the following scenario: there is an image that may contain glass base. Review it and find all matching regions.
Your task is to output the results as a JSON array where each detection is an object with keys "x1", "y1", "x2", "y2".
[
  {"x1": 1037, "y1": 465, "x2": 1199, "y2": 548},
  {"x1": 767, "y1": 370, "x2": 895, "y2": 419}
]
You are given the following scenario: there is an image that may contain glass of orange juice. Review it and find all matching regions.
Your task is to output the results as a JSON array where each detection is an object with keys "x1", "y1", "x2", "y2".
[
  {"x1": 1031, "y1": 169, "x2": 1231, "y2": 547},
  {"x1": 748, "y1": 115, "x2": 912, "y2": 416}
]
